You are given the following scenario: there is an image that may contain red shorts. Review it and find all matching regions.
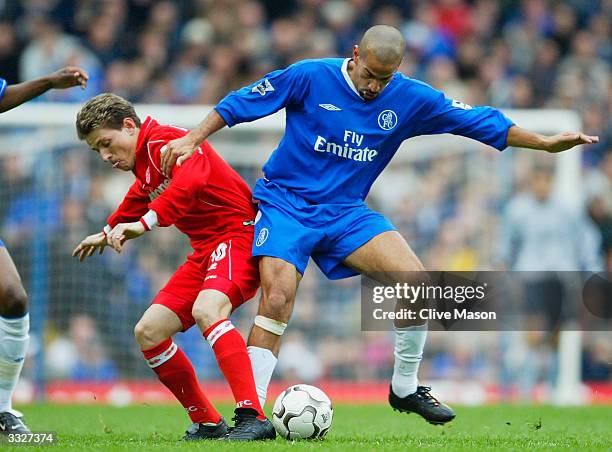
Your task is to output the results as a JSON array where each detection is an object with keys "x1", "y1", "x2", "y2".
[{"x1": 151, "y1": 235, "x2": 260, "y2": 331}]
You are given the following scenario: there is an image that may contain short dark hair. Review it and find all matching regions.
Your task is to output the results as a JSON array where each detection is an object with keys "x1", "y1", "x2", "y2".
[
  {"x1": 76, "y1": 93, "x2": 141, "y2": 139},
  {"x1": 359, "y1": 25, "x2": 406, "y2": 66}
]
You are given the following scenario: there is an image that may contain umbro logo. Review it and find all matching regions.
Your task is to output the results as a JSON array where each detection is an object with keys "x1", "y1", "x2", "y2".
[
  {"x1": 451, "y1": 99, "x2": 472, "y2": 110},
  {"x1": 252, "y1": 79, "x2": 274, "y2": 96},
  {"x1": 319, "y1": 103, "x2": 342, "y2": 111}
]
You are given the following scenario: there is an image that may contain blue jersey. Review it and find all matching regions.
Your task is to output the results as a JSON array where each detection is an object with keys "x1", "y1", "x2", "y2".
[
  {"x1": 0, "y1": 77, "x2": 7, "y2": 101},
  {"x1": 216, "y1": 58, "x2": 514, "y2": 205}
]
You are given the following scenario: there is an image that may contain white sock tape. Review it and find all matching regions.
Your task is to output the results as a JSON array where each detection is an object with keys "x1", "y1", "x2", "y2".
[
  {"x1": 0, "y1": 314, "x2": 30, "y2": 336},
  {"x1": 146, "y1": 342, "x2": 178, "y2": 368},
  {"x1": 254, "y1": 315, "x2": 287, "y2": 336},
  {"x1": 206, "y1": 320, "x2": 235, "y2": 348}
]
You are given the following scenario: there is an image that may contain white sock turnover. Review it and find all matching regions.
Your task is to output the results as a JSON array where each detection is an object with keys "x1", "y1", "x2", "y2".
[
  {"x1": 391, "y1": 323, "x2": 427, "y2": 397},
  {"x1": 0, "y1": 314, "x2": 30, "y2": 412},
  {"x1": 247, "y1": 345, "x2": 278, "y2": 408}
]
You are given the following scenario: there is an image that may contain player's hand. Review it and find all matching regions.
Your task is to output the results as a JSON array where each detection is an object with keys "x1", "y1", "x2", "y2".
[
  {"x1": 107, "y1": 221, "x2": 146, "y2": 252},
  {"x1": 160, "y1": 134, "x2": 198, "y2": 176},
  {"x1": 48, "y1": 66, "x2": 89, "y2": 90},
  {"x1": 72, "y1": 232, "x2": 107, "y2": 262},
  {"x1": 544, "y1": 132, "x2": 599, "y2": 153}
]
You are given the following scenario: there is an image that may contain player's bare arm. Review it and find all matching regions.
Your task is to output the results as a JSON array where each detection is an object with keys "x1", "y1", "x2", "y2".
[
  {"x1": 506, "y1": 125, "x2": 599, "y2": 153},
  {"x1": 161, "y1": 109, "x2": 226, "y2": 175},
  {"x1": 106, "y1": 221, "x2": 146, "y2": 253},
  {"x1": 72, "y1": 232, "x2": 108, "y2": 262},
  {"x1": 0, "y1": 66, "x2": 89, "y2": 113}
]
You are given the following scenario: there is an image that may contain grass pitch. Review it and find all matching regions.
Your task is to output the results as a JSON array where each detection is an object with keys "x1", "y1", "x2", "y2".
[{"x1": 2, "y1": 403, "x2": 611, "y2": 451}]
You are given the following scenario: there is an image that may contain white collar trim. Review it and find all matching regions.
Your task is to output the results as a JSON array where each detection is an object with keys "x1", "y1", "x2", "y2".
[{"x1": 341, "y1": 58, "x2": 361, "y2": 97}]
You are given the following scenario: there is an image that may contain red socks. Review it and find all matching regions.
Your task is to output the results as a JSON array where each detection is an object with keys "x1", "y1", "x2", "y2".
[
  {"x1": 142, "y1": 338, "x2": 221, "y2": 424},
  {"x1": 142, "y1": 319, "x2": 264, "y2": 423},
  {"x1": 204, "y1": 319, "x2": 265, "y2": 418}
]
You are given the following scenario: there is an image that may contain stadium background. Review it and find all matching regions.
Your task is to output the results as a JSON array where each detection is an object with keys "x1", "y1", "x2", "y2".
[{"x1": 0, "y1": 0, "x2": 610, "y2": 407}]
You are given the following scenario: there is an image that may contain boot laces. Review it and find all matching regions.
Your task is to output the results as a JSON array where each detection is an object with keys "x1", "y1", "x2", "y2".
[{"x1": 416, "y1": 386, "x2": 440, "y2": 406}]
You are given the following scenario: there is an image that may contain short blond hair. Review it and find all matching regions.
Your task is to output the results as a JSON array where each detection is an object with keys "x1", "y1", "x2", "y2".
[{"x1": 76, "y1": 93, "x2": 141, "y2": 140}]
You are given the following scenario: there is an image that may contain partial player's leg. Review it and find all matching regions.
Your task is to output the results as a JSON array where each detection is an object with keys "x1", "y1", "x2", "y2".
[
  {"x1": 246, "y1": 199, "x2": 316, "y2": 410},
  {"x1": 134, "y1": 303, "x2": 227, "y2": 440},
  {"x1": 247, "y1": 256, "x2": 301, "y2": 407},
  {"x1": 0, "y1": 245, "x2": 31, "y2": 434},
  {"x1": 192, "y1": 289, "x2": 274, "y2": 441},
  {"x1": 343, "y1": 231, "x2": 455, "y2": 425},
  {"x1": 194, "y1": 236, "x2": 276, "y2": 441}
]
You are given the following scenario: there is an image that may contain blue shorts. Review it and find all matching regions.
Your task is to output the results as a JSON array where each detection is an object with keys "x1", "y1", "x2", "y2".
[
  {"x1": 252, "y1": 179, "x2": 395, "y2": 280},
  {"x1": 0, "y1": 238, "x2": 4, "y2": 248}
]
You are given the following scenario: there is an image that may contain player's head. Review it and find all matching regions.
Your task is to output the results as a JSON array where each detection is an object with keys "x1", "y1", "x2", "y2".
[
  {"x1": 350, "y1": 25, "x2": 405, "y2": 101},
  {"x1": 76, "y1": 93, "x2": 141, "y2": 171},
  {"x1": 530, "y1": 165, "x2": 554, "y2": 201}
]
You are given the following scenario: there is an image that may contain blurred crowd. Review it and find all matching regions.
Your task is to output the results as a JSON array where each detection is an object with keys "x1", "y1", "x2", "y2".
[
  {"x1": 0, "y1": 0, "x2": 609, "y2": 145},
  {"x1": 0, "y1": 0, "x2": 610, "y2": 397}
]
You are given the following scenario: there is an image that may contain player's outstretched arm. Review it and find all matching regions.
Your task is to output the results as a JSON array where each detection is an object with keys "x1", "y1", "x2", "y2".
[
  {"x1": 506, "y1": 125, "x2": 599, "y2": 153},
  {"x1": 160, "y1": 109, "x2": 227, "y2": 175},
  {"x1": 0, "y1": 66, "x2": 89, "y2": 113},
  {"x1": 72, "y1": 232, "x2": 108, "y2": 262},
  {"x1": 106, "y1": 221, "x2": 147, "y2": 253}
]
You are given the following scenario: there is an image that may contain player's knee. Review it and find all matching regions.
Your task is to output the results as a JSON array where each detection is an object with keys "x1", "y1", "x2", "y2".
[
  {"x1": 259, "y1": 259, "x2": 297, "y2": 320},
  {"x1": 0, "y1": 283, "x2": 28, "y2": 317},
  {"x1": 133, "y1": 320, "x2": 163, "y2": 349},
  {"x1": 192, "y1": 303, "x2": 224, "y2": 331},
  {"x1": 261, "y1": 288, "x2": 292, "y2": 320}
]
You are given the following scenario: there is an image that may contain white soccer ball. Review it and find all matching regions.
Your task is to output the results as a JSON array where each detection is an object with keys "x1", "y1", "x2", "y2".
[{"x1": 271, "y1": 384, "x2": 333, "y2": 440}]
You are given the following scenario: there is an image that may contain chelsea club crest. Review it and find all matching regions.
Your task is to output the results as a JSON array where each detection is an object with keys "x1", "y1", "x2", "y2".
[{"x1": 377, "y1": 110, "x2": 398, "y2": 131}]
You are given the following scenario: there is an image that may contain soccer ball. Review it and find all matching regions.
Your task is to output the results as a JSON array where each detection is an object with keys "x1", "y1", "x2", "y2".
[{"x1": 271, "y1": 384, "x2": 333, "y2": 440}]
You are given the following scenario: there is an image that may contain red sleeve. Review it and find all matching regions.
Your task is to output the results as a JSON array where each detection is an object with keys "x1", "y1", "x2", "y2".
[
  {"x1": 107, "y1": 180, "x2": 150, "y2": 228},
  {"x1": 148, "y1": 150, "x2": 211, "y2": 227}
]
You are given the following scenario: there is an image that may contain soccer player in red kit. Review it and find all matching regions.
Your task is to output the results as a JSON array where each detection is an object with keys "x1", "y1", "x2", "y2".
[{"x1": 72, "y1": 93, "x2": 275, "y2": 441}]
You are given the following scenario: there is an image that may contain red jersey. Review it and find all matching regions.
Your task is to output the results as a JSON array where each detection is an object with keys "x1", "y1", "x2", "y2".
[{"x1": 104, "y1": 116, "x2": 256, "y2": 250}]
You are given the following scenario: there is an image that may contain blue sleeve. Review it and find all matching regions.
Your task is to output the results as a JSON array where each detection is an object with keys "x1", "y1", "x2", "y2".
[
  {"x1": 414, "y1": 87, "x2": 514, "y2": 151},
  {"x1": 0, "y1": 78, "x2": 7, "y2": 101},
  {"x1": 214, "y1": 62, "x2": 311, "y2": 127}
]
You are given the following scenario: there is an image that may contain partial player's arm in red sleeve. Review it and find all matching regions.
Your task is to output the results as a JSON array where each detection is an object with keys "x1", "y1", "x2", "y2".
[
  {"x1": 103, "y1": 180, "x2": 150, "y2": 235},
  {"x1": 145, "y1": 151, "x2": 211, "y2": 228}
]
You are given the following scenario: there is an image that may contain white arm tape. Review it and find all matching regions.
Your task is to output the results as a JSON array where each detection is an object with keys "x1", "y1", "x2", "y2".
[
  {"x1": 254, "y1": 315, "x2": 287, "y2": 336},
  {"x1": 103, "y1": 224, "x2": 112, "y2": 235},
  {"x1": 141, "y1": 210, "x2": 159, "y2": 230}
]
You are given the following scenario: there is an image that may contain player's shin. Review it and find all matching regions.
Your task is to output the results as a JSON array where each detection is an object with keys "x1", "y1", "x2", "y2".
[
  {"x1": 392, "y1": 322, "x2": 428, "y2": 397},
  {"x1": 141, "y1": 338, "x2": 222, "y2": 424},
  {"x1": 0, "y1": 314, "x2": 29, "y2": 412},
  {"x1": 203, "y1": 319, "x2": 265, "y2": 418},
  {"x1": 247, "y1": 315, "x2": 286, "y2": 407},
  {"x1": 247, "y1": 344, "x2": 277, "y2": 408}
]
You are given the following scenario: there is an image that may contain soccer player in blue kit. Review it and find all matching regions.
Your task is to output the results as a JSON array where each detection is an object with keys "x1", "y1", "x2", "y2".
[
  {"x1": 162, "y1": 25, "x2": 598, "y2": 431},
  {"x1": 0, "y1": 67, "x2": 88, "y2": 434}
]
